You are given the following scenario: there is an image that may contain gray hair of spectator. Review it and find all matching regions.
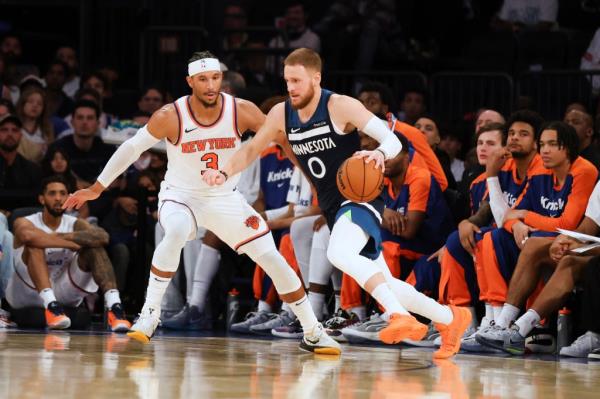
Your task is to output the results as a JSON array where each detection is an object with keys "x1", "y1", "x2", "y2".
[
  {"x1": 506, "y1": 110, "x2": 544, "y2": 140},
  {"x1": 476, "y1": 122, "x2": 507, "y2": 145},
  {"x1": 188, "y1": 51, "x2": 218, "y2": 64},
  {"x1": 222, "y1": 71, "x2": 246, "y2": 95}
]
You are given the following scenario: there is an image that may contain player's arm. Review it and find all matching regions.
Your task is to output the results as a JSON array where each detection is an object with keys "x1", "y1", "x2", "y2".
[
  {"x1": 56, "y1": 219, "x2": 109, "y2": 248},
  {"x1": 13, "y1": 218, "x2": 81, "y2": 251},
  {"x1": 63, "y1": 105, "x2": 176, "y2": 210},
  {"x1": 205, "y1": 102, "x2": 285, "y2": 185},
  {"x1": 333, "y1": 95, "x2": 402, "y2": 169},
  {"x1": 267, "y1": 206, "x2": 321, "y2": 231}
]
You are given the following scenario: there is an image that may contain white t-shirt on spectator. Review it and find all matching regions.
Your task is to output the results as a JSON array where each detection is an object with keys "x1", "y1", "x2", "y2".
[
  {"x1": 498, "y1": 0, "x2": 558, "y2": 25},
  {"x1": 585, "y1": 181, "x2": 600, "y2": 227},
  {"x1": 268, "y1": 29, "x2": 321, "y2": 75},
  {"x1": 450, "y1": 158, "x2": 465, "y2": 183},
  {"x1": 581, "y1": 28, "x2": 600, "y2": 93},
  {"x1": 62, "y1": 76, "x2": 81, "y2": 99}
]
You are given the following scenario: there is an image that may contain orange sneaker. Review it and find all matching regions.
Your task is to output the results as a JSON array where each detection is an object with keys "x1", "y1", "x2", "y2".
[
  {"x1": 107, "y1": 303, "x2": 132, "y2": 333},
  {"x1": 379, "y1": 313, "x2": 428, "y2": 344},
  {"x1": 434, "y1": 305, "x2": 472, "y2": 359},
  {"x1": 45, "y1": 301, "x2": 71, "y2": 330}
]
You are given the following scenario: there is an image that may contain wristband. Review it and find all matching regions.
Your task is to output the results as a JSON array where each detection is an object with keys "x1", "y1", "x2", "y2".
[{"x1": 375, "y1": 148, "x2": 387, "y2": 159}]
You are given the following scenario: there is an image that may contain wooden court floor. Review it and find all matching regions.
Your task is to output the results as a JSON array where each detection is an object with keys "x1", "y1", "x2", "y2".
[{"x1": 1, "y1": 329, "x2": 599, "y2": 399}]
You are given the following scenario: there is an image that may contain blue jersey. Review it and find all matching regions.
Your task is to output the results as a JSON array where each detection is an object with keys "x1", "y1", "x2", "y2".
[
  {"x1": 285, "y1": 89, "x2": 384, "y2": 221},
  {"x1": 259, "y1": 145, "x2": 293, "y2": 210}
]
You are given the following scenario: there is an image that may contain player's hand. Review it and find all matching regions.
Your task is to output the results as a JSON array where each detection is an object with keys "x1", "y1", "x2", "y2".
[
  {"x1": 353, "y1": 150, "x2": 385, "y2": 172},
  {"x1": 427, "y1": 246, "x2": 445, "y2": 264},
  {"x1": 513, "y1": 221, "x2": 537, "y2": 249},
  {"x1": 486, "y1": 148, "x2": 510, "y2": 177},
  {"x1": 62, "y1": 188, "x2": 100, "y2": 210},
  {"x1": 202, "y1": 169, "x2": 227, "y2": 186},
  {"x1": 549, "y1": 234, "x2": 578, "y2": 262},
  {"x1": 458, "y1": 220, "x2": 481, "y2": 255},
  {"x1": 382, "y1": 208, "x2": 405, "y2": 236},
  {"x1": 505, "y1": 209, "x2": 527, "y2": 222},
  {"x1": 313, "y1": 215, "x2": 327, "y2": 232}
]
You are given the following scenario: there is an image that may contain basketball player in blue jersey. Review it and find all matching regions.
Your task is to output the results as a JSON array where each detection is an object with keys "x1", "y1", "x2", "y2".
[
  {"x1": 204, "y1": 48, "x2": 471, "y2": 358},
  {"x1": 64, "y1": 51, "x2": 340, "y2": 355}
]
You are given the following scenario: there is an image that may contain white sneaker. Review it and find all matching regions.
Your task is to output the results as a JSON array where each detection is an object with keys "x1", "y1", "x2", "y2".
[
  {"x1": 127, "y1": 307, "x2": 161, "y2": 344},
  {"x1": 560, "y1": 331, "x2": 600, "y2": 358},
  {"x1": 300, "y1": 323, "x2": 342, "y2": 355}
]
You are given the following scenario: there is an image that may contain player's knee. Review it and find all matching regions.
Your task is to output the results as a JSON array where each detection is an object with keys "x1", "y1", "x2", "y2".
[
  {"x1": 162, "y1": 211, "x2": 194, "y2": 246},
  {"x1": 254, "y1": 249, "x2": 301, "y2": 294}
]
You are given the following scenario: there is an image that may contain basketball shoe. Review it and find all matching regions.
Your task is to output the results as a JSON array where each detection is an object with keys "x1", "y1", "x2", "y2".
[
  {"x1": 106, "y1": 303, "x2": 132, "y2": 333},
  {"x1": 160, "y1": 304, "x2": 212, "y2": 331},
  {"x1": 560, "y1": 331, "x2": 600, "y2": 358},
  {"x1": 299, "y1": 323, "x2": 342, "y2": 355},
  {"x1": 323, "y1": 309, "x2": 361, "y2": 343},
  {"x1": 272, "y1": 318, "x2": 304, "y2": 338},
  {"x1": 434, "y1": 305, "x2": 472, "y2": 358},
  {"x1": 379, "y1": 313, "x2": 428, "y2": 345},
  {"x1": 128, "y1": 307, "x2": 160, "y2": 343},
  {"x1": 45, "y1": 301, "x2": 71, "y2": 330},
  {"x1": 230, "y1": 310, "x2": 274, "y2": 334},
  {"x1": 250, "y1": 310, "x2": 295, "y2": 335},
  {"x1": 341, "y1": 313, "x2": 387, "y2": 343}
]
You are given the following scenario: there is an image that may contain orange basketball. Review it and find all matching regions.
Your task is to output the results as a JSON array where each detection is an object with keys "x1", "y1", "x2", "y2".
[{"x1": 336, "y1": 157, "x2": 384, "y2": 202}]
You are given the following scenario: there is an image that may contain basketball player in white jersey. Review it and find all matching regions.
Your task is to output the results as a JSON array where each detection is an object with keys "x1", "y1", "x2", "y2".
[
  {"x1": 5, "y1": 175, "x2": 130, "y2": 331},
  {"x1": 63, "y1": 51, "x2": 340, "y2": 355},
  {"x1": 204, "y1": 48, "x2": 472, "y2": 358}
]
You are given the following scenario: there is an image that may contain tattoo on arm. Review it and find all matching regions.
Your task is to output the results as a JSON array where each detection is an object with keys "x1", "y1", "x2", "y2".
[
  {"x1": 79, "y1": 247, "x2": 117, "y2": 292},
  {"x1": 58, "y1": 219, "x2": 110, "y2": 247}
]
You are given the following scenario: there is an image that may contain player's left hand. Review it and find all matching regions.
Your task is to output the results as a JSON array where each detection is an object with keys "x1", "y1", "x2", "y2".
[
  {"x1": 202, "y1": 169, "x2": 227, "y2": 186},
  {"x1": 353, "y1": 150, "x2": 385, "y2": 172}
]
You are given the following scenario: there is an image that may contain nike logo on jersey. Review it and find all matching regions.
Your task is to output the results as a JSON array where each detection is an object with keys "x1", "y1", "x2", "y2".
[
  {"x1": 276, "y1": 183, "x2": 285, "y2": 188},
  {"x1": 185, "y1": 127, "x2": 198, "y2": 133},
  {"x1": 291, "y1": 127, "x2": 301, "y2": 133}
]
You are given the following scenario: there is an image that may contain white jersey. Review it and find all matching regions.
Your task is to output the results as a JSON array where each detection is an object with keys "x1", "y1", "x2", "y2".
[
  {"x1": 287, "y1": 167, "x2": 313, "y2": 217},
  {"x1": 164, "y1": 93, "x2": 242, "y2": 195},
  {"x1": 20, "y1": 212, "x2": 78, "y2": 278}
]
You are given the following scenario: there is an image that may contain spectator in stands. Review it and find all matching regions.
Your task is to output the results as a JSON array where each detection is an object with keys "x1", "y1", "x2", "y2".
[
  {"x1": 399, "y1": 89, "x2": 426, "y2": 125},
  {"x1": 0, "y1": 33, "x2": 24, "y2": 86},
  {"x1": 48, "y1": 100, "x2": 114, "y2": 186},
  {"x1": 136, "y1": 86, "x2": 165, "y2": 116},
  {"x1": 221, "y1": 70, "x2": 246, "y2": 96},
  {"x1": 476, "y1": 121, "x2": 599, "y2": 353},
  {"x1": 491, "y1": 0, "x2": 558, "y2": 32},
  {"x1": 0, "y1": 98, "x2": 15, "y2": 117},
  {"x1": 55, "y1": 46, "x2": 80, "y2": 99},
  {"x1": 15, "y1": 86, "x2": 54, "y2": 163},
  {"x1": 564, "y1": 109, "x2": 600, "y2": 170},
  {"x1": 581, "y1": 28, "x2": 600, "y2": 94},
  {"x1": 61, "y1": 87, "x2": 115, "y2": 133},
  {"x1": 0, "y1": 114, "x2": 42, "y2": 209},
  {"x1": 0, "y1": 55, "x2": 13, "y2": 100},
  {"x1": 268, "y1": 2, "x2": 321, "y2": 75},
  {"x1": 414, "y1": 116, "x2": 456, "y2": 189},
  {"x1": 222, "y1": 3, "x2": 249, "y2": 70},
  {"x1": 82, "y1": 71, "x2": 107, "y2": 98},
  {"x1": 44, "y1": 59, "x2": 74, "y2": 119},
  {"x1": 439, "y1": 131, "x2": 465, "y2": 183},
  {"x1": 41, "y1": 147, "x2": 83, "y2": 193}
]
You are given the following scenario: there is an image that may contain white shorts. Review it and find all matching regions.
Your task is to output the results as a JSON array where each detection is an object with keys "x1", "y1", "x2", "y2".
[
  {"x1": 158, "y1": 185, "x2": 274, "y2": 257},
  {"x1": 5, "y1": 249, "x2": 98, "y2": 309}
]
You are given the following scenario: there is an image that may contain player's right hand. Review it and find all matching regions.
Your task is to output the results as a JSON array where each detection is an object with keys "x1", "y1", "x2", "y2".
[
  {"x1": 62, "y1": 188, "x2": 100, "y2": 210},
  {"x1": 485, "y1": 148, "x2": 510, "y2": 177},
  {"x1": 549, "y1": 234, "x2": 577, "y2": 262},
  {"x1": 458, "y1": 220, "x2": 481, "y2": 255},
  {"x1": 202, "y1": 169, "x2": 227, "y2": 186}
]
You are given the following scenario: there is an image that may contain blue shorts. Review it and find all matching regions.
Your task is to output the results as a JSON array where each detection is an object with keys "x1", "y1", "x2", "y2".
[{"x1": 328, "y1": 201, "x2": 383, "y2": 260}]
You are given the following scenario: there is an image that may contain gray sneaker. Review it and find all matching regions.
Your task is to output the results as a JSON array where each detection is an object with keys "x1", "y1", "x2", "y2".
[
  {"x1": 250, "y1": 310, "x2": 295, "y2": 335},
  {"x1": 299, "y1": 323, "x2": 342, "y2": 355},
  {"x1": 476, "y1": 324, "x2": 526, "y2": 355},
  {"x1": 161, "y1": 304, "x2": 212, "y2": 331},
  {"x1": 230, "y1": 311, "x2": 274, "y2": 334},
  {"x1": 403, "y1": 323, "x2": 440, "y2": 347},
  {"x1": 340, "y1": 313, "x2": 386, "y2": 344},
  {"x1": 588, "y1": 347, "x2": 600, "y2": 361},
  {"x1": 461, "y1": 326, "x2": 504, "y2": 353},
  {"x1": 560, "y1": 331, "x2": 600, "y2": 358}
]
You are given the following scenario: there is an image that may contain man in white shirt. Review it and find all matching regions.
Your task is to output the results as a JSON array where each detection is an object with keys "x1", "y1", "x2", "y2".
[{"x1": 492, "y1": 0, "x2": 558, "y2": 32}]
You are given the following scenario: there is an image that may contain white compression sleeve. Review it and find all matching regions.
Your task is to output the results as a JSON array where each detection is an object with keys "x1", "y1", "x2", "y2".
[
  {"x1": 361, "y1": 116, "x2": 402, "y2": 159},
  {"x1": 486, "y1": 176, "x2": 510, "y2": 226},
  {"x1": 97, "y1": 125, "x2": 161, "y2": 187}
]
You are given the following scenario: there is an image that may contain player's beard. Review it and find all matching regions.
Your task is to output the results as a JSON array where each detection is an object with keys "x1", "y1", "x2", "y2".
[
  {"x1": 46, "y1": 204, "x2": 65, "y2": 217},
  {"x1": 510, "y1": 150, "x2": 529, "y2": 159},
  {"x1": 291, "y1": 85, "x2": 314, "y2": 110},
  {"x1": 199, "y1": 96, "x2": 218, "y2": 108}
]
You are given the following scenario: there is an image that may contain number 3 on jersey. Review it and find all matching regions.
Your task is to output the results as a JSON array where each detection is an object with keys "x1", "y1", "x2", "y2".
[{"x1": 201, "y1": 152, "x2": 219, "y2": 169}]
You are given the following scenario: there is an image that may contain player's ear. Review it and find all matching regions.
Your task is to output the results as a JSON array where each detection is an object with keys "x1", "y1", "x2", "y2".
[
  {"x1": 38, "y1": 194, "x2": 44, "y2": 206},
  {"x1": 313, "y1": 71, "x2": 321, "y2": 86},
  {"x1": 186, "y1": 75, "x2": 193, "y2": 89}
]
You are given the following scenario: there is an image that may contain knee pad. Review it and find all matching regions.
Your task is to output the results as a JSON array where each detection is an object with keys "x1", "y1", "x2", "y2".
[
  {"x1": 254, "y1": 250, "x2": 302, "y2": 295},
  {"x1": 153, "y1": 204, "x2": 196, "y2": 272}
]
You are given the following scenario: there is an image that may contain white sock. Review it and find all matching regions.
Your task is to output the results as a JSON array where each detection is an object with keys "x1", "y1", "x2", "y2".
[
  {"x1": 286, "y1": 295, "x2": 319, "y2": 335},
  {"x1": 350, "y1": 306, "x2": 366, "y2": 321},
  {"x1": 485, "y1": 303, "x2": 494, "y2": 321},
  {"x1": 308, "y1": 291, "x2": 325, "y2": 320},
  {"x1": 467, "y1": 306, "x2": 478, "y2": 329},
  {"x1": 371, "y1": 283, "x2": 409, "y2": 316},
  {"x1": 374, "y1": 255, "x2": 453, "y2": 324},
  {"x1": 493, "y1": 306, "x2": 503, "y2": 321},
  {"x1": 104, "y1": 289, "x2": 121, "y2": 309},
  {"x1": 143, "y1": 271, "x2": 171, "y2": 311},
  {"x1": 190, "y1": 244, "x2": 221, "y2": 311},
  {"x1": 39, "y1": 288, "x2": 57, "y2": 308},
  {"x1": 380, "y1": 311, "x2": 391, "y2": 322},
  {"x1": 257, "y1": 300, "x2": 272, "y2": 313},
  {"x1": 514, "y1": 309, "x2": 541, "y2": 337},
  {"x1": 334, "y1": 293, "x2": 341, "y2": 312},
  {"x1": 496, "y1": 303, "x2": 520, "y2": 328}
]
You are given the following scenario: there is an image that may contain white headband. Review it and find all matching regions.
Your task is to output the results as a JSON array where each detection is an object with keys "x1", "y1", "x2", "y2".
[{"x1": 188, "y1": 58, "x2": 221, "y2": 76}]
